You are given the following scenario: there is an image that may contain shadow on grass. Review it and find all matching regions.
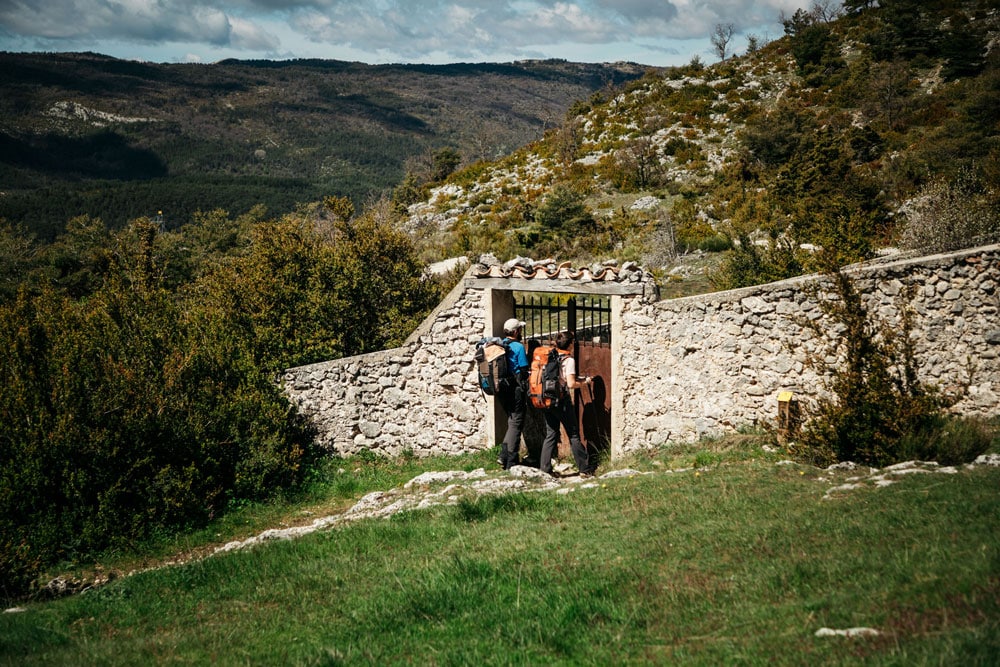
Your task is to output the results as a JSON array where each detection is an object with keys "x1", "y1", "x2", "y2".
[{"x1": 455, "y1": 493, "x2": 544, "y2": 523}]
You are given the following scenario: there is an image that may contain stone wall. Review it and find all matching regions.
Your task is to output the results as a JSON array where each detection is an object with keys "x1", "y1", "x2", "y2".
[
  {"x1": 618, "y1": 245, "x2": 1000, "y2": 451},
  {"x1": 284, "y1": 245, "x2": 1000, "y2": 459},
  {"x1": 282, "y1": 278, "x2": 489, "y2": 457}
]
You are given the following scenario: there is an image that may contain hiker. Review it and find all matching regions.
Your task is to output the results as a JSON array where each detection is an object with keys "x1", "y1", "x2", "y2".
[
  {"x1": 539, "y1": 331, "x2": 597, "y2": 479},
  {"x1": 497, "y1": 318, "x2": 530, "y2": 469}
]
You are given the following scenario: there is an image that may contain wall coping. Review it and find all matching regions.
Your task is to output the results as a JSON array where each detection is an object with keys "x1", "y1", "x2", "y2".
[
  {"x1": 655, "y1": 244, "x2": 1000, "y2": 310},
  {"x1": 286, "y1": 244, "x2": 999, "y2": 374}
]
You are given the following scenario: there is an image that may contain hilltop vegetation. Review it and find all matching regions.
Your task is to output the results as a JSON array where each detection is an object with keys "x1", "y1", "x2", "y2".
[
  {"x1": 2, "y1": 0, "x2": 1000, "y2": 601},
  {"x1": 403, "y1": 0, "x2": 999, "y2": 288}
]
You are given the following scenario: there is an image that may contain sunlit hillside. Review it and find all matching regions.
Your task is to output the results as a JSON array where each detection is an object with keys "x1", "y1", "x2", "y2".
[{"x1": 403, "y1": 0, "x2": 999, "y2": 292}]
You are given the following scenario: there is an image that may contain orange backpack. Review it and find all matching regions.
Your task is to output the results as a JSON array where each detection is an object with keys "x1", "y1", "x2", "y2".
[{"x1": 528, "y1": 345, "x2": 567, "y2": 409}]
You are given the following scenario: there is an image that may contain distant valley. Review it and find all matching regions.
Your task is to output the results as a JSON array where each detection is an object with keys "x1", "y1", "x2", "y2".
[{"x1": 0, "y1": 52, "x2": 652, "y2": 238}]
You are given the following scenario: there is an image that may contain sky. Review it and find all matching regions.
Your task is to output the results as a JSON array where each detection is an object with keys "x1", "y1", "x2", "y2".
[{"x1": 0, "y1": 1, "x2": 813, "y2": 67}]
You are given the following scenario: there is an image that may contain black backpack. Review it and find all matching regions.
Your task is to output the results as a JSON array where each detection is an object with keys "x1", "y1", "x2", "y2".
[
  {"x1": 540, "y1": 348, "x2": 567, "y2": 406},
  {"x1": 474, "y1": 337, "x2": 511, "y2": 396}
]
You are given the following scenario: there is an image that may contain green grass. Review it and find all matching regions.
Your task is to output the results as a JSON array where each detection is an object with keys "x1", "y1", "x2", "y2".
[
  {"x1": 31, "y1": 448, "x2": 501, "y2": 592},
  {"x1": 2, "y1": 440, "x2": 999, "y2": 665}
]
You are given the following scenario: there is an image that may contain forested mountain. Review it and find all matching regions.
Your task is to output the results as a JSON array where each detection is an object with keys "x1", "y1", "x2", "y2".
[{"x1": 0, "y1": 52, "x2": 650, "y2": 239}]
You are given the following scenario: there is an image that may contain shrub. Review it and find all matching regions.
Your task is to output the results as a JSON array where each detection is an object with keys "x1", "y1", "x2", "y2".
[
  {"x1": 895, "y1": 416, "x2": 995, "y2": 467},
  {"x1": 697, "y1": 234, "x2": 731, "y2": 253},
  {"x1": 431, "y1": 148, "x2": 461, "y2": 182},
  {"x1": 0, "y1": 278, "x2": 316, "y2": 600},
  {"x1": 711, "y1": 234, "x2": 803, "y2": 290},
  {"x1": 671, "y1": 198, "x2": 718, "y2": 253},
  {"x1": 609, "y1": 138, "x2": 665, "y2": 191},
  {"x1": 533, "y1": 184, "x2": 595, "y2": 235},
  {"x1": 795, "y1": 271, "x2": 956, "y2": 467},
  {"x1": 0, "y1": 204, "x2": 440, "y2": 601},
  {"x1": 898, "y1": 168, "x2": 1000, "y2": 252},
  {"x1": 741, "y1": 102, "x2": 815, "y2": 167},
  {"x1": 0, "y1": 222, "x2": 38, "y2": 303}
]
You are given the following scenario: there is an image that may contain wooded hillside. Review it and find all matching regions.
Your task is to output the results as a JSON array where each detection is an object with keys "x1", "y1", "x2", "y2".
[
  {"x1": 402, "y1": 0, "x2": 999, "y2": 288},
  {"x1": 0, "y1": 53, "x2": 650, "y2": 239}
]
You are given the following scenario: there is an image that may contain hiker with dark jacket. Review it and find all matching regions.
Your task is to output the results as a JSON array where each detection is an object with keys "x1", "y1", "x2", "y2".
[
  {"x1": 539, "y1": 331, "x2": 596, "y2": 478},
  {"x1": 498, "y1": 318, "x2": 529, "y2": 469}
]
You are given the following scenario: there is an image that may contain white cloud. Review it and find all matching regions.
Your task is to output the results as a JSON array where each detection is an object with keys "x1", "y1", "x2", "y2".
[
  {"x1": 229, "y1": 16, "x2": 281, "y2": 50},
  {"x1": 0, "y1": 0, "x2": 812, "y2": 64}
]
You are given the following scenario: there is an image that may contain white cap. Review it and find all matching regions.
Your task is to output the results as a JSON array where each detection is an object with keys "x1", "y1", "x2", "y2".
[{"x1": 503, "y1": 318, "x2": 526, "y2": 333}]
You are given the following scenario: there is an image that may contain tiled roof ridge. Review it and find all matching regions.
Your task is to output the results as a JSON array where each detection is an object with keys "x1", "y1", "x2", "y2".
[{"x1": 473, "y1": 255, "x2": 645, "y2": 282}]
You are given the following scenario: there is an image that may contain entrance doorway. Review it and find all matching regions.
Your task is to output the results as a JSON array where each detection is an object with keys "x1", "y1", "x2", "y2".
[{"x1": 514, "y1": 293, "x2": 612, "y2": 464}]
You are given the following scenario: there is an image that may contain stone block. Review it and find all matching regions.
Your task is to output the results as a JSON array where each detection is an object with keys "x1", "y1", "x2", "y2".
[
  {"x1": 359, "y1": 421, "x2": 381, "y2": 438},
  {"x1": 741, "y1": 295, "x2": 776, "y2": 315}
]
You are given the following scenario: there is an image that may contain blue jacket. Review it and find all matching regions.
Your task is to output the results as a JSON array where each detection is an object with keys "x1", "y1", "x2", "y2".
[{"x1": 505, "y1": 338, "x2": 529, "y2": 378}]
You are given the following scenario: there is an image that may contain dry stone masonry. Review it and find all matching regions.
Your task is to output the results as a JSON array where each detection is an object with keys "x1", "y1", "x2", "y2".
[
  {"x1": 284, "y1": 245, "x2": 1000, "y2": 459},
  {"x1": 618, "y1": 245, "x2": 1000, "y2": 450},
  {"x1": 283, "y1": 278, "x2": 488, "y2": 456}
]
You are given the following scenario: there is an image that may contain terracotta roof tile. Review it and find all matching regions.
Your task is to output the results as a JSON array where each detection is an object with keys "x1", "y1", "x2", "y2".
[{"x1": 474, "y1": 257, "x2": 644, "y2": 283}]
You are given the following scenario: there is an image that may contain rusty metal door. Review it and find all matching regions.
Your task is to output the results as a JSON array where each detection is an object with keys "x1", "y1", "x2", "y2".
[{"x1": 575, "y1": 338, "x2": 611, "y2": 453}]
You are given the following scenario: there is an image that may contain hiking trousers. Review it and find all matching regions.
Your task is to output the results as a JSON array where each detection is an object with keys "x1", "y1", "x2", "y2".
[
  {"x1": 540, "y1": 400, "x2": 591, "y2": 475},
  {"x1": 497, "y1": 383, "x2": 526, "y2": 469}
]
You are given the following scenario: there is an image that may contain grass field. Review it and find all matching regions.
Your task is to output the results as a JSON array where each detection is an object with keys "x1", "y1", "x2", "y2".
[{"x1": 2, "y1": 438, "x2": 998, "y2": 665}]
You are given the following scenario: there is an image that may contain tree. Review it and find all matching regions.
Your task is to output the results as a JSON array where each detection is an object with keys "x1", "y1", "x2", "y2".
[
  {"x1": 741, "y1": 101, "x2": 815, "y2": 167},
  {"x1": 534, "y1": 185, "x2": 595, "y2": 235},
  {"x1": 200, "y1": 201, "x2": 439, "y2": 368},
  {"x1": 432, "y1": 147, "x2": 461, "y2": 181},
  {"x1": 939, "y1": 11, "x2": 988, "y2": 80},
  {"x1": 843, "y1": 0, "x2": 876, "y2": 14},
  {"x1": 553, "y1": 117, "x2": 585, "y2": 165},
  {"x1": 41, "y1": 215, "x2": 112, "y2": 298},
  {"x1": 797, "y1": 271, "x2": 952, "y2": 467},
  {"x1": 711, "y1": 23, "x2": 736, "y2": 61},
  {"x1": 613, "y1": 137, "x2": 664, "y2": 191},
  {"x1": 0, "y1": 222, "x2": 37, "y2": 302},
  {"x1": 781, "y1": 8, "x2": 815, "y2": 37},
  {"x1": 810, "y1": 0, "x2": 843, "y2": 23},
  {"x1": 861, "y1": 59, "x2": 916, "y2": 131},
  {"x1": 390, "y1": 172, "x2": 425, "y2": 215}
]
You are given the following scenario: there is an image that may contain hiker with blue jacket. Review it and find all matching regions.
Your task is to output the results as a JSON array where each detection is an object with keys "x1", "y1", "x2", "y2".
[
  {"x1": 539, "y1": 331, "x2": 597, "y2": 479},
  {"x1": 498, "y1": 318, "x2": 530, "y2": 470}
]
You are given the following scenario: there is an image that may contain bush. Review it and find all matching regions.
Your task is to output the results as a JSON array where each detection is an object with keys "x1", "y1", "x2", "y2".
[
  {"x1": 795, "y1": 271, "x2": 956, "y2": 467},
  {"x1": 895, "y1": 417, "x2": 996, "y2": 467},
  {"x1": 898, "y1": 168, "x2": 1000, "y2": 252},
  {"x1": 533, "y1": 184, "x2": 595, "y2": 236},
  {"x1": 0, "y1": 270, "x2": 317, "y2": 600},
  {"x1": 712, "y1": 234, "x2": 804, "y2": 290},
  {"x1": 697, "y1": 234, "x2": 731, "y2": 253},
  {"x1": 0, "y1": 205, "x2": 440, "y2": 601}
]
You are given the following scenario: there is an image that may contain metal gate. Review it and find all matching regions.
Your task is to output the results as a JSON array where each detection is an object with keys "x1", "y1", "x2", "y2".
[{"x1": 515, "y1": 294, "x2": 612, "y2": 461}]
